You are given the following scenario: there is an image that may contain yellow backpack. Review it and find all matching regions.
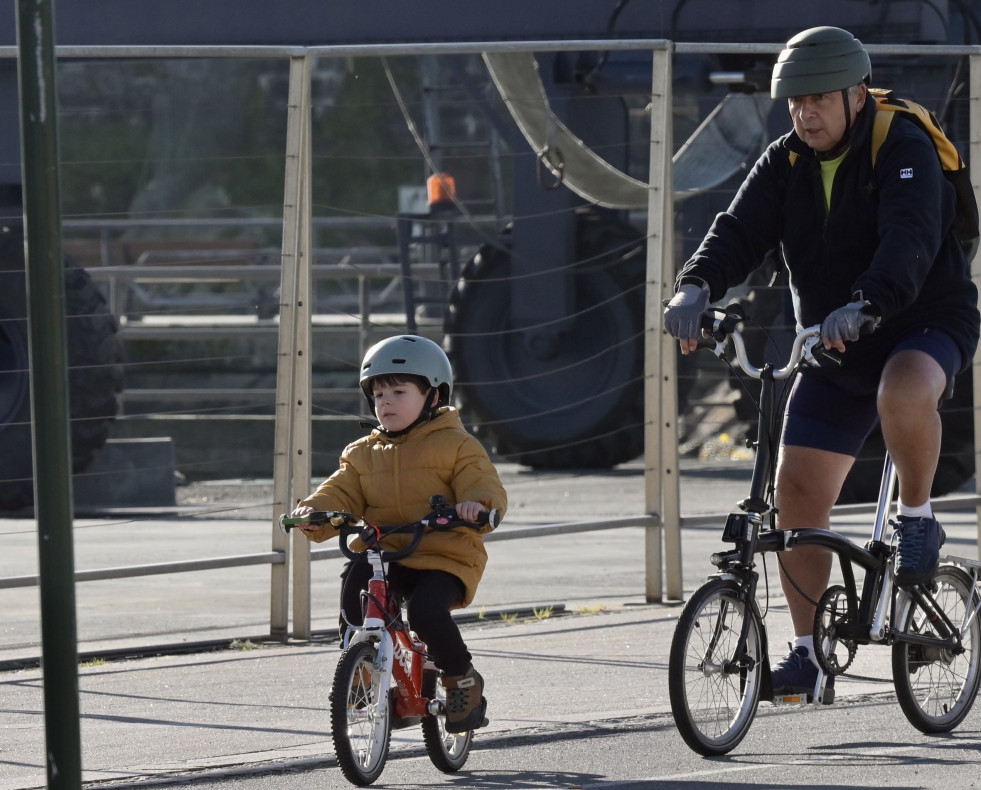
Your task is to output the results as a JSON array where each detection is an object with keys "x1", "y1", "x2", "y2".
[{"x1": 868, "y1": 88, "x2": 978, "y2": 255}]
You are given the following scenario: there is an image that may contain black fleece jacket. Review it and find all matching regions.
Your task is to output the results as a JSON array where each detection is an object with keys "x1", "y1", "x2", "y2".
[{"x1": 676, "y1": 95, "x2": 980, "y2": 372}]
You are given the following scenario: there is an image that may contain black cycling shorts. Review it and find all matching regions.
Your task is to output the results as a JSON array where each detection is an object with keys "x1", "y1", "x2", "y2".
[{"x1": 781, "y1": 327, "x2": 961, "y2": 457}]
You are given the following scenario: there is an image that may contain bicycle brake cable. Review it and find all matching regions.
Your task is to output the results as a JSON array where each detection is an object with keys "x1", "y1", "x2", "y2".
[{"x1": 774, "y1": 552, "x2": 822, "y2": 609}]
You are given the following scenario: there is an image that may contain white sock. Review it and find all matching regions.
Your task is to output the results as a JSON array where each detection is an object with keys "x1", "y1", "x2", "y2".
[
  {"x1": 792, "y1": 635, "x2": 820, "y2": 668},
  {"x1": 898, "y1": 501, "x2": 933, "y2": 520}
]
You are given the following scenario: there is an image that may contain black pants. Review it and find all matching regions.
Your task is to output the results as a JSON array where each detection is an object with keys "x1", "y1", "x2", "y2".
[{"x1": 339, "y1": 559, "x2": 472, "y2": 676}]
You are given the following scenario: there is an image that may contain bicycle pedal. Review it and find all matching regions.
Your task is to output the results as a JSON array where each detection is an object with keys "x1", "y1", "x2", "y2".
[
  {"x1": 771, "y1": 692, "x2": 811, "y2": 706},
  {"x1": 772, "y1": 688, "x2": 835, "y2": 706}
]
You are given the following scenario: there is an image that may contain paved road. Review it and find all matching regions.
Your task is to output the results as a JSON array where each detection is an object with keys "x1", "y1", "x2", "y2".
[
  {"x1": 4, "y1": 600, "x2": 981, "y2": 789},
  {"x1": 2, "y1": 460, "x2": 980, "y2": 789}
]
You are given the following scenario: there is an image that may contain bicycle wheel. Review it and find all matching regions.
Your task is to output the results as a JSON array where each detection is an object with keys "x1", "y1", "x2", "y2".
[
  {"x1": 669, "y1": 577, "x2": 763, "y2": 756},
  {"x1": 421, "y1": 668, "x2": 473, "y2": 772},
  {"x1": 329, "y1": 641, "x2": 391, "y2": 785},
  {"x1": 892, "y1": 565, "x2": 981, "y2": 733}
]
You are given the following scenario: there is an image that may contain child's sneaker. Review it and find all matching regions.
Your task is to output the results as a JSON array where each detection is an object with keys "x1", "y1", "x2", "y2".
[
  {"x1": 894, "y1": 516, "x2": 946, "y2": 588},
  {"x1": 771, "y1": 644, "x2": 835, "y2": 703},
  {"x1": 442, "y1": 665, "x2": 488, "y2": 733}
]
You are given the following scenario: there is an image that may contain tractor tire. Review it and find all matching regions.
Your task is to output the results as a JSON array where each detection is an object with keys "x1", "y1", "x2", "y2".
[
  {"x1": 444, "y1": 209, "x2": 645, "y2": 469},
  {"x1": 0, "y1": 226, "x2": 123, "y2": 511}
]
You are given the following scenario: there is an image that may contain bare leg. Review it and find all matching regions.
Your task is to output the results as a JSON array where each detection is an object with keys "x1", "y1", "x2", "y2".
[
  {"x1": 774, "y1": 445, "x2": 854, "y2": 636},
  {"x1": 877, "y1": 350, "x2": 946, "y2": 509}
]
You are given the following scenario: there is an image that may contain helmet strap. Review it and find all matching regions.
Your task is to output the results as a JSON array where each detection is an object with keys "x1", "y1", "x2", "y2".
[{"x1": 816, "y1": 88, "x2": 853, "y2": 161}]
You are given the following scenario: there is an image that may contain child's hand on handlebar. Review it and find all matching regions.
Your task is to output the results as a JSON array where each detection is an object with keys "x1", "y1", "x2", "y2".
[
  {"x1": 454, "y1": 501, "x2": 485, "y2": 523},
  {"x1": 289, "y1": 504, "x2": 319, "y2": 534}
]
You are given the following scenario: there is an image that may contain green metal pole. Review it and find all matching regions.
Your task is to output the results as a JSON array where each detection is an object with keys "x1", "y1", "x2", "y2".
[{"x1": 15, "y1": 1, "x2": 83, "y2": 787}]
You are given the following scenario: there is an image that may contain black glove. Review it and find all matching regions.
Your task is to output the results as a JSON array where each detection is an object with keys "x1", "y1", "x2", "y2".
[
  {"x1": 664, "y1": 283, "x2": 710, "y2": 342},
  {"x1": 821, "y1": 300, "x2": 879, "y2": 346}
]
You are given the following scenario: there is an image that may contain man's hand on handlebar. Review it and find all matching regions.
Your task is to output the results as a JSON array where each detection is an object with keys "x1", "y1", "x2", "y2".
[
  {"x1": 820, "y1": 300, "x2": 879, "y2": 353},
  {"x1": 664, "y1": 282, "x2": 710, "y2": 355}
]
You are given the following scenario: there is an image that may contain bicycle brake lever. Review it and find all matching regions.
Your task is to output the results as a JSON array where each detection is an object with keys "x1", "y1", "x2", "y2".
[{"x1": 803, "y1": 337, "x2": 843, "y2": 368}]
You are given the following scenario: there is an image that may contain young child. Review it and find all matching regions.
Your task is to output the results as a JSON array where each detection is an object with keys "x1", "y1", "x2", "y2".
[{"x1": 290, "y1": 334, "x2": 507, "y2": 733}]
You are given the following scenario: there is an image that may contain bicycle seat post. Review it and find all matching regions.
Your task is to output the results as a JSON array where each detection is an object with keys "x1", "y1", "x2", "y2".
[
  {"x1": 867, "y1": 453, "x2": 898, "y2": 641},
  {"x1": 870, "y1": 454, "x2": 897, "y2": 544}
]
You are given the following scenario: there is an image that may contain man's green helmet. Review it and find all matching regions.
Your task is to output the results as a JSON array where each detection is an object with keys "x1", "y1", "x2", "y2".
[
  {"x1": 771, "y1": 26, "x2": 871, "y2": 99},
  {"x1": 359, "y1": 334, "x2": 453, "y2": 406}
]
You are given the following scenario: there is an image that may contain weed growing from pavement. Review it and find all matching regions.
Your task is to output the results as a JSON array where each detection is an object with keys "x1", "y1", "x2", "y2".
[
  {"x1": 575, "y1": 604, "x2": 608, "y2": 615},
  {"x1": 533, "y1": 605, "x2": 554, "y2": 621}
]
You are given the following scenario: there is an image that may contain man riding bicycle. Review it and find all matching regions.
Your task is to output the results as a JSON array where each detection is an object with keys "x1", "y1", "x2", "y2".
[{"x1": 664, "y1": 26, "x2": 979, "y2": 700}]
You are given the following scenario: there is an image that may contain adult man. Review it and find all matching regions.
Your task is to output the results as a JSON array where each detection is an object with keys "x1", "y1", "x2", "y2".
[{"x1": 664, "y1": 26, "x2": 979, "y2": 701}]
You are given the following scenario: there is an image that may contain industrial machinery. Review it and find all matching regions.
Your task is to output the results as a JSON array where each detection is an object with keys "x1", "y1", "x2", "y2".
[{"x1": 0, "y1": 0, "x2": 976, "y2": 508}]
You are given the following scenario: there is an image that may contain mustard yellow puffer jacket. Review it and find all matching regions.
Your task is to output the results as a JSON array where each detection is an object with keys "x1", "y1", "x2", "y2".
[{"x1": 298, "y1": 407, "x2": 507, "y2": 608}]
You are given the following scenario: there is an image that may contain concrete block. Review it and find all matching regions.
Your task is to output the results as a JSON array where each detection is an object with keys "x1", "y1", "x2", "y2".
[
  {"x1": 108, "y1": 415, "x2": 366, "y2": 481},
  {"x1": 74, "y1": 437, "x2": 177, "y2": 508}
]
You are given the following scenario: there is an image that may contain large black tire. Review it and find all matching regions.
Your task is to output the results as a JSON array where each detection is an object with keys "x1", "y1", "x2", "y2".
[
  {"x1": 892, "y1": 566, "x2": 981, "y2": 733},
  {"x1": 0, "y1": 227, "x2": 122, "y2": 511},
  {"x1": 444, "y1": 209, "x2": 645, "y2": 468},
  {"x1": 668, "y1": 577, "x2": 763, "y2": 756}
]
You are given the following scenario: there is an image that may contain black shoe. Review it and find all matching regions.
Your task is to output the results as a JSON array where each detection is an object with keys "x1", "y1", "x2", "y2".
[
  {"x1": 771, "y1": 645, "x2": 835, "y2": 703},
  {"x1": 894, "y1": 516, "x2": 945, "y2": 588}
]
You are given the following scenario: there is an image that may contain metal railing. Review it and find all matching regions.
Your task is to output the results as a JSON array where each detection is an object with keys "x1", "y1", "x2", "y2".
[{"x1": 1, "y1": 39, "x2": 978, "y2": 644}]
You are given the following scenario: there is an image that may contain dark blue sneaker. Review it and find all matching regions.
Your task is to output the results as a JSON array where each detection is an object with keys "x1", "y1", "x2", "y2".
[
  {"x1": 771, "y1": 645, "x2": 835, "y2": 703},
  {"x1": 893, "y1": 516, "x2": 946, "y2": 588}
]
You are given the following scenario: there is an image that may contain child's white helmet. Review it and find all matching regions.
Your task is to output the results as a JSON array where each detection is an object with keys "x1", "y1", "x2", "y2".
[{"x1": 359, "y1": 334, "x2": 453, "y2": 407}]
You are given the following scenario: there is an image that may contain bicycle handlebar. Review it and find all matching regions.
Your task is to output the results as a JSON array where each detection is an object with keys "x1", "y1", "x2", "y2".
[
  {"x1": 698, "y1": 307, "x2": 822, "y2": 380},
  {"x1": 278, "y1": 498, "x2": 500, "y2": 562}
]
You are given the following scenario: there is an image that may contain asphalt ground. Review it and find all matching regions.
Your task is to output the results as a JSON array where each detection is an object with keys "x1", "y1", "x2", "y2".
[{"x1": 2, "y1": 460, "x2": 980, "y2": 789}]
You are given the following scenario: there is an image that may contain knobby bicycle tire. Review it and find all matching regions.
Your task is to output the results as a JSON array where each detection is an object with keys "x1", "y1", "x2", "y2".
[
  {"x1": 892, "y1": 565, "x2": 981, "y2": 733},
  {"x1": 669, "y1": 577, "x2": 763, "y2": 755},
  {"x1": 329, "y1": 641, "x2": 392, "y2": 785},
  {"x1": 421, "y1": 667, "x2": 473, "y2": 772}
]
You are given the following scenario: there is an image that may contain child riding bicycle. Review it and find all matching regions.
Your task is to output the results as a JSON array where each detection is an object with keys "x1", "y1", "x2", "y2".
[{"x1": 289, "y1": 334, "x2": 507, "y2": 733}]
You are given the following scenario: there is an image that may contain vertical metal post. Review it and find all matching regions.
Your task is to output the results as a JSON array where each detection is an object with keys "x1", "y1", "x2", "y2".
[
  {"x1": 658, "y1": 48, "x2": 683, "y2": 603},
  {"x1": 271, "y1": 54, "x2": 313, "y2": 641},
  {"x1": 359, "y1": 274, "x2": 371, "y2": 374},
  {"x1": 971, "y1": 53, "x2": 981, "y2": 557},
  {"x1": 16, "y1": 0, "x2": 82, "y2": 786},
  {"x1": 289, "y1": 54, "x2": 314, "y2": 639},
  {"x1": 644, "y1": 43, "x2": 681, "y2": 602}
]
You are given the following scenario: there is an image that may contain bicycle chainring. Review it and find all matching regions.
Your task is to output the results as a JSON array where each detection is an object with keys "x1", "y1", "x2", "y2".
[{"x1": 813, "y1": 584, "x2": 858, "y2": 675}]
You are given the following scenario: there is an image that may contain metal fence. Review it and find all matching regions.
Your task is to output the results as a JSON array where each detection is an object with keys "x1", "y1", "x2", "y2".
[{"x1": 1, "y1": 39, "x2": 979, "y2": 644}]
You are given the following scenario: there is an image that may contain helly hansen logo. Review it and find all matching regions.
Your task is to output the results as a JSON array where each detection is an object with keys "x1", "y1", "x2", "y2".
[{"x1": 900, "y1": 168, "x2": 913, "y2": 179}]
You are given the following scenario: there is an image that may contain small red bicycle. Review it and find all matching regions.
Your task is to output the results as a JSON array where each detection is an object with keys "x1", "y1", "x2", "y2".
[{"x1": 280, "y1": 496, "x2": 499, "y2": 786}]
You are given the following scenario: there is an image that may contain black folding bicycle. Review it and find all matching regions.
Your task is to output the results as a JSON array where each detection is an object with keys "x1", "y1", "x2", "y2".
[{"x1": 668, "y1": 307, "x2": 981, "y2": 756}]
